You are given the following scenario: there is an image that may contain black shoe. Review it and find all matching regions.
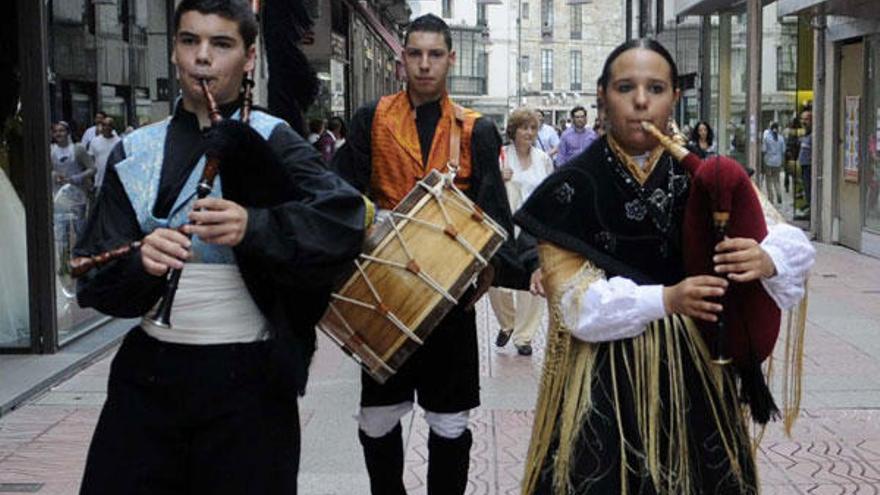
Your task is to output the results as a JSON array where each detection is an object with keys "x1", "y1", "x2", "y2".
[
  {"x1": 495, "y1": 329, "x2": 512, "y2": 347},
  {"x1": 516, "y1": 343, "x2": 533, "y2": 356}
]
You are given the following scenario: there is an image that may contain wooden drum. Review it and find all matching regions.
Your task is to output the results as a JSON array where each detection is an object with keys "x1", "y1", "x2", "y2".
[{"x1": 317, "y1": 170, "x2": 508, "y2": 383}]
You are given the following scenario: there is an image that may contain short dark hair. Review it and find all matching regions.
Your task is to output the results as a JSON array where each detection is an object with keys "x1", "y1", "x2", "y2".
[
  {"x1": 174, "y1": 0, "x2": 258, "y2": 48},
  {"x1": 597, "y1": 38, "x2": 679, "y2": 91},
  {"x1": 570, "y1": 106, "x2": 587, "y2": 119},
  {"x1": 328, "y1": 116, "x2": 347, "y2": 138},
  {"x1": 95, "y1": 110, "x2": 107, "y2": 118},
  {"x1": 405, "y1": 14, "x2": 452, "y2": 51}
]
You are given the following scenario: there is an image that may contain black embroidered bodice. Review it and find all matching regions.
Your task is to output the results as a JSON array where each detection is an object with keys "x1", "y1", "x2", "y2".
[{"x1": 515, "y1": 136, "x2": 690, "y2": 286}]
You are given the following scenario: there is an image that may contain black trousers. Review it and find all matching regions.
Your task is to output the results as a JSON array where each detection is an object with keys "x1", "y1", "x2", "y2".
[
  {"x1": 80, "y1": 328, "x2": 300, "y2": 495},
  {"x1": 360, "y1": 304, "x2": 480, "y2": 413}
]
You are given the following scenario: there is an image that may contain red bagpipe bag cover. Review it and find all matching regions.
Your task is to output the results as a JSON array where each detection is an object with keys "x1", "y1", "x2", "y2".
[{"x1": 679, "y1": 153, "x2": 781, "y2": 365}]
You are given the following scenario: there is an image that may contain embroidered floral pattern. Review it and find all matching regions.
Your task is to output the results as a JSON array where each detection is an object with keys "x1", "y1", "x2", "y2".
[
  {"x1": 624, "y1": 199, "x2": 648, "y2": 222},
  {"x1": 554, "y1": 182, "x2": 575, "y2": 204}
]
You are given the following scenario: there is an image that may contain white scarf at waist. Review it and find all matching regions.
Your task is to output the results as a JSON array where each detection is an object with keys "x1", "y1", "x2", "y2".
[{"x1": 141, "y1": 263, "x2": 268, "y2": 345}]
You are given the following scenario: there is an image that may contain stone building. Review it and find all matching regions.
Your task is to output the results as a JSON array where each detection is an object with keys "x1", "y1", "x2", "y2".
[{"x1": 300, "y1": 0, "x2": 410, "y2": 119}]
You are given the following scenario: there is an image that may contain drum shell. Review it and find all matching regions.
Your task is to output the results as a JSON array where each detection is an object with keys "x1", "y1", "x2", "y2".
[{"x1": 318, "y1": 171, "x2": 508, "y2": 383}]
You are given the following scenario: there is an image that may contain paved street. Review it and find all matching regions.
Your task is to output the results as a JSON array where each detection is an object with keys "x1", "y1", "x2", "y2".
[{"x1": 1, "y1": 242, "x2": 879, "y2": 494}]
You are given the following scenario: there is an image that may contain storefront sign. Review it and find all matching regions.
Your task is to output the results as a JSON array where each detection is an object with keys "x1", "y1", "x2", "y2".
[{"x1": 845, "y1": 96, "x2": 860, "y2": 183}]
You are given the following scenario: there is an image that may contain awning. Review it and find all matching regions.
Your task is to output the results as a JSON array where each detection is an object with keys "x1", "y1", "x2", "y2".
[
  {"x1": 674, "y1": 0, "x2": 772, "y2": 17},
  {"x1": 346, "y1": 0, "x2": 405, "y2": 59},
  {"x1": 778, "y1": 0, "x2": 880, "y2": 18}
]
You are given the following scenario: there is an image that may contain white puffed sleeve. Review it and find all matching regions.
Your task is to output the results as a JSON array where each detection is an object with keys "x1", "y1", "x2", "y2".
[
  {"x1": 560, "y1": 268, "x2": 667, "y2": 343},
  {"x1": 760, "y1": 222, "x2": 815, "y2": 310}
]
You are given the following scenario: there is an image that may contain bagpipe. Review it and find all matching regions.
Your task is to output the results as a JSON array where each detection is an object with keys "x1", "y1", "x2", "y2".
[{"x1": 642, "y1": 121, "x2": 782, "y2": 424}]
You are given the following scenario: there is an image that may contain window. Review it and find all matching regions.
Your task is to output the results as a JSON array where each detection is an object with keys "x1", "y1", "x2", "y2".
[
  {"x1": 442, "y1": 0, "x2": 453, "y2": 19},
  {"x1": 448, "y1": 28, "x2": 487, "y2": 95},
  {"x1": 541, "y1": 0, "x2": 553, "y2": 38},
  {"x1": 570, "y1": 50, "x2": 582, "y2": 90},
  {"x1": 570, "y1": 5, "x2": 582, "y2": 40},
  {"x1": 477, "y1": 4, "x2": 487, "y2": 27},
  {"x1": 776, "y1": 21, "x2": 798, "y2": 91},
  {"x1": 521, "y1": 55, "x2": 530, "y2": 73},
  {"x1": 541, "y1": 49, "x2": 553, "y2": 91},
  {"x1": 521, "y1": 2, "x2": 529, "y2": 20}
]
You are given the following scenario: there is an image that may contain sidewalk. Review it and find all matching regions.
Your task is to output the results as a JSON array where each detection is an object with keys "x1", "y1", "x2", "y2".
[{"x1": 1, "y1": 242, "x2": 879, "y2": 494}]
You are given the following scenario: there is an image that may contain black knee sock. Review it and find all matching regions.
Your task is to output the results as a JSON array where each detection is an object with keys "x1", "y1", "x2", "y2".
[
  {"x1": 427, "y1": 428, "x2": 472, "y2": 495},
  {"x1": 359, "y1": 424, "x2": 407, "y2": 495}
]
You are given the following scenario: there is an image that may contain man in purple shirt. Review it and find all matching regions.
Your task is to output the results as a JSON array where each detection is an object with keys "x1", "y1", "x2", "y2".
[{"x1": 556, "y1": 105, "x2": 598, "y2": 167}]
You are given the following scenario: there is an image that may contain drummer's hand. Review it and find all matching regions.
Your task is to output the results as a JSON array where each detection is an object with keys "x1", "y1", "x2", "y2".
[
  {"x1": 141, "y1": 228, "x2": 191, "y2": 276},
  {"x1": 529, "y1": 269, "x2": 545, "y2": 297},
  {"x1": 713, "y1": 237, "x2": 776, "y2": 282},
  {"x1": 185, "y1": 197, "x2": 248, "y2": 247},
  {"x1": 464, "y1": 264, "x2": 495, "y2": 311},
  {"x1": 662, "y1": 275, "x2": 727, "y2": 322},
  {"x1": 501, "y1": 166, "x2": 513, "y2": 181}
]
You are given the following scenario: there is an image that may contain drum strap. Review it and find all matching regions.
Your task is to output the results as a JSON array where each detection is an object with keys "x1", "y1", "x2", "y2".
[{"x1": 448, "y1": 104, "x2": 465, "y2": 171}]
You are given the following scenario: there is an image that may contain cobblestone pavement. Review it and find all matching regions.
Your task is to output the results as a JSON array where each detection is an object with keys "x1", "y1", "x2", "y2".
[{"x1": 1, "y1": 242, "x2": 879, "y2": 494}]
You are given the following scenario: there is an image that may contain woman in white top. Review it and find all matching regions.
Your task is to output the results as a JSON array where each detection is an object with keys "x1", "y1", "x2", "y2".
[{"x1": 490, "y1": 107, "x2": 554, "y2": 356}]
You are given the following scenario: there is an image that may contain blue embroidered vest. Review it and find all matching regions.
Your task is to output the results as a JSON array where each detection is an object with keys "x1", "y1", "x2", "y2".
[{"x1": 115, "y1": 109, "x2": 285, "y2": 264}]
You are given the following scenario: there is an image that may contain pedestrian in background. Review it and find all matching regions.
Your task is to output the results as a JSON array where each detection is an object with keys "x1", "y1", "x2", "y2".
[
  {"x1": 783, "y1": 117, "x2": 802, "y2": 194},
  {"x1": 534, "y1": 109, "x2": 559, "y2": 162},
  {"x1": 80, "y1": 111, "x2": 109, "y2": 151},
  {"x1": 85, "y1": 116, "x2": 120, "y2": 192},
  {"x1": 307, "y1": 118, "x2": 324, "y2": 144},
  {"x1": 316, "y1": 116, "x2": 346, "y2": 163},
  {"x1": 556, "y1": 105, "x2": 597, "y2": 167},
  {"x1": 50, "y1": 121, "x2": 95, "y2": 194},
  {"x1": 799, "y1": 110, "x2": 813, "y2": 216},
  {"x1": 687, "y1": 120, "x2": 716, "y2": 159},
  {"x1": 491, "y1": 107, "x2": 552, "y2": 357},
  {"x1": 763, "y1": 122, "x2": 785, "y2": 204}
]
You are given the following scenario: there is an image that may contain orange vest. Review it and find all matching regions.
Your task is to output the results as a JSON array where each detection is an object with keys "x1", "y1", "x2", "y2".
[{"x1": 370, "y1": 91, "x2": 480, "y2": 209}]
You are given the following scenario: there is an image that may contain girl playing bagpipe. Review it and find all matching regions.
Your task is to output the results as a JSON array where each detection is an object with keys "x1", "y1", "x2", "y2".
[{"x1": 516, "y1": 39, "x2": 815, "y2": 494}]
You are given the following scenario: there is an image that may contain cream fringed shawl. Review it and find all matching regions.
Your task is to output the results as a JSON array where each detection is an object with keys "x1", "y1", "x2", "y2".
[{"x1": 521, "y1": 242, "x2": 806, "y2": 495}]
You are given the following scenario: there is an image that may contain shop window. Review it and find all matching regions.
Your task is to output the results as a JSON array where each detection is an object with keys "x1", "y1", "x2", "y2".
[
  {"x1": 0, "y1": 134, "x2": 30, "y2": 349},
  {"x1": 866, "y1": 36, "x2": 880, "y2": 232}
]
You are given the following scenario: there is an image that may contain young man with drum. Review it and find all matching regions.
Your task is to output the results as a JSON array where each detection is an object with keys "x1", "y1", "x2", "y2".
[
  {"x1": 74, "y1": 1, "x2": 369, "y2": 493},
  {"x1": 333, "y1": 13, "x2": 530, "y2": 495}
]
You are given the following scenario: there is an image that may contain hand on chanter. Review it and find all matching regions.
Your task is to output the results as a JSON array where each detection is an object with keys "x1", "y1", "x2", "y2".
[
  {"x1": 141, "y1": 228, "x2": 191, "y2": 276},
  {"x1": 713, "y1": 236, "x2": 776, "y2": 282},
  {"x1": 184, "y1": 197, "x2": 249, "y2": 247},
  {"x1": 662, "y1": 275, "x2": 728, "y2": 322}
]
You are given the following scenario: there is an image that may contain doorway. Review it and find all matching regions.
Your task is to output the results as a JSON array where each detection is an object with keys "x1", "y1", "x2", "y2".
[{"x1": 837, "y1": 41, "x2": 864, "y2": 251}]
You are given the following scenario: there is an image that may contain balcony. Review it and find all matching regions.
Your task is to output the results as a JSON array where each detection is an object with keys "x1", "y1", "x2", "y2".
[{"x1": 448, "y1": 75, "x2": 487, "y2": 96}]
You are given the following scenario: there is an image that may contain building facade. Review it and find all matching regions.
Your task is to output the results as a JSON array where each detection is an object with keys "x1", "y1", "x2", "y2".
[
  {"x1": 301, "y1": 0, "x2": 409, "y2": 120},
  {"x1": 779, "y1": 0, "x2": 880, "y2": 257},
  {"x1": 409, "y1": 0, "x2": 624, "y2": 132},
  {"x1": 517, "y1": 0, "x2": 624, "y2": 129}
]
